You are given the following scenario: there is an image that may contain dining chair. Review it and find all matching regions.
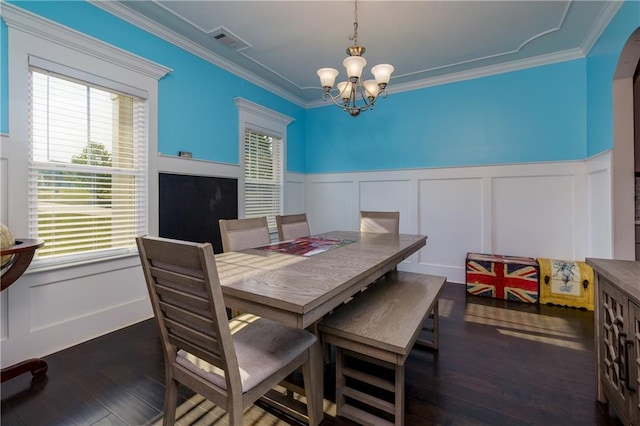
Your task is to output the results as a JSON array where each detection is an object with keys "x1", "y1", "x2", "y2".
[
  {"x1": 219, "y1": 217, "x2": 270, "y2": 252},
  {"x1": 275, "y1": 213, "x2": 311, "y2": 241},
  {"x1": 359, "y1": 210, "x2": 401, "y2": 276},
  {"x1": 219, "y1": 217, "x2": 271, "y2": 319},
  {"x1": 136, "y1": 236, "x2": 321, "y2": 426},
  {"x1": 359, "y1": 210, "x2": 400, "y2": 234}
]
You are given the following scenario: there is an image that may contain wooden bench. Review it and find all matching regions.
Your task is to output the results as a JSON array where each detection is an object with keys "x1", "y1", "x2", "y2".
[{"x1": 319, "y1": 271, "x2": 446, "y2": 426}]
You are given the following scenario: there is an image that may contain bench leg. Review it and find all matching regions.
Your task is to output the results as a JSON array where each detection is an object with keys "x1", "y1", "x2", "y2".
[
  {"x1": 415, "y1": 301, "x2": 439, "y2": 350},
  {"x1": 335, "y1": 347, "x2": 346, "y2": 416},
  {"x1": 432, "y1": 301, "x2": 439, "y2": 349},
  {"x1": 395, "y1": 364, "x2": 404, "y2": 426}
]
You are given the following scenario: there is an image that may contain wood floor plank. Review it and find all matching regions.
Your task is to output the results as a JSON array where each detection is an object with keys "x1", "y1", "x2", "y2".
[
  {"x1": 72, "y1": 369, "x2": 161, "y2": 426},
  {"x1": 89, "y1": 413, "x2": 129, "y2": 426},
  {"x1": 28, "y1": 374, "x2": 111, "y2": 425}
]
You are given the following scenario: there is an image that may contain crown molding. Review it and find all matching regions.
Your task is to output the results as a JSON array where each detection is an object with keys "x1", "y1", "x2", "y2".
[
  {"x1": 0, "y1": 2, "x2": 172, "y2": 80},
  {"x1": 580, "y1": 0, "x2": 624, "y2": 55},
  {"x1": 89, "y1": 0, "x2": 306, "y2": 108},
  {"x1": 234, "y1": 97, "x2": 294, "y2": 126},
  {"x1": 306, "y1": 48, "x2": 586, "y2": 109},
  {"x1": 391, "y1": 48, "x2": 586, "y2": 95}
]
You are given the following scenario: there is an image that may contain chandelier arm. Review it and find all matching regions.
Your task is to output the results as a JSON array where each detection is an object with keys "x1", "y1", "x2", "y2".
[
  {"x1": 321, "y1": 80, "x2": 384, "y2": 116},
  {"x1": 358, "y1": 86, "x2": 374, "y2": 109},
  {"x1": 322, "y1": 91, "x2": 352, "y2": 110}
]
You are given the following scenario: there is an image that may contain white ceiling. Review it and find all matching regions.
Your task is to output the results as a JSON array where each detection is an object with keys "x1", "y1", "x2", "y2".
[{"x1": 96, "y1": 1, "x2": 620, "y2": 107}]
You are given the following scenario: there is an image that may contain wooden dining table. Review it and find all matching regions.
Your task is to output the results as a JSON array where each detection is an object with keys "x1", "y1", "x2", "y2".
[{"x1": 214, "y1": 230, "x2": 427, "y2": 424}]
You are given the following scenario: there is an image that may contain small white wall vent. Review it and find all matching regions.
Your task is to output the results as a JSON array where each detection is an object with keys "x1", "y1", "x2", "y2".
[{"x1": 208, "y1": 26, "x2": 250, "y2": 51}]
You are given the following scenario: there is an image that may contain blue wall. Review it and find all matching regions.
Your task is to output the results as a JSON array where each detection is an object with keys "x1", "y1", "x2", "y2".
[
  {"x1": 1, "y1": 1, "x2": 638, "y2": 173},
  {"x1": 586, "y1": 0, "x2": 640, "y2": 157},
  {"x1": 1, "y1": 1, "x2": 307, "y2": 172},
  {"x1": 305, "y1": 59, "x2": 587, "y2": 173}
]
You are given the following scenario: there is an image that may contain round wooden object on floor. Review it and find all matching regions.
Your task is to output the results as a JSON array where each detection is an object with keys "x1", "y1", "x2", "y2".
[{"x1": 1, "y1": 238, "x2": 47, "y2": 382}]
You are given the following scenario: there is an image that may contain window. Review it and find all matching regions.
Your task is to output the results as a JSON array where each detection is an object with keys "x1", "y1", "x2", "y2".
[
  {"x1": 235, "y1": 98, "x2": 293, "y2": 234},
  {"x1": 29, "y1": 66, "x2": 147, "y2": 265},
  {"x1": 243, "y1": 129, "x2": 283, "y2": 232}
]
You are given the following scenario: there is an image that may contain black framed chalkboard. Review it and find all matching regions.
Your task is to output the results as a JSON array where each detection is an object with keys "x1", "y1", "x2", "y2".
[{"x1": 159, "y1": 173, "x2": 238, "y2": 253}]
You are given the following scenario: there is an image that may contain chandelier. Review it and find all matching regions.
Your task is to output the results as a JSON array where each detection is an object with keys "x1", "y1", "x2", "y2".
[{"x1": 316, "y1": 0, "x2": 394, "y2": 117}]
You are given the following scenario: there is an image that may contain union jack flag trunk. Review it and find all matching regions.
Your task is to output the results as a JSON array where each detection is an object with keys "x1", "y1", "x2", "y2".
[{"x1": 466, "y1": 253, "x2": 540, "y2": 303}]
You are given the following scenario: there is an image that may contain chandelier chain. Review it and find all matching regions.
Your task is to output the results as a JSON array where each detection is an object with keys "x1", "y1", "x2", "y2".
[{"x1": 349, "y1": 0, "x2": 359, "y2": 46}]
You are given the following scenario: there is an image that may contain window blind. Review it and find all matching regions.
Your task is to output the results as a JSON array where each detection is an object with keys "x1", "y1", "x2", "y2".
[
  {"x1": 29, "y1": 67, "x2": 147, "y2": 266},
  {"x1": 243, "y1": 129, "x2": 283, "y2": 233}
]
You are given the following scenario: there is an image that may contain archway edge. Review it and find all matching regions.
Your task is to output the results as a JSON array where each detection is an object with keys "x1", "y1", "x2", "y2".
[{"x1": 612, "y1": 26, "x2": 639, "y2": 260}]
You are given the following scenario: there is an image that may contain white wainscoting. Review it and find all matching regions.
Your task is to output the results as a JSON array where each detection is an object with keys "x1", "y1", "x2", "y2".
[
  {"x1": 586, "y1": 152, "x2": 614, "y2": 259},
  {"x1": 306, "y1": 154, "x2": 613, "y2": 283},
  {"x1": 285, "y1": 172, "x2": 306, "y2": 215},
  {"x1": 418, "y1": 177, "x2": 484, "y2": 279},
  {"x1": 307, "y1": 181, "x2": 357, "y2": 234}
]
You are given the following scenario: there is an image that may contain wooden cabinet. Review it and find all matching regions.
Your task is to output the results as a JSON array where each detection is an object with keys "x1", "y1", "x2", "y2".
[
  {"x1": 588, "y1": 258, "x2": 640, "y2": 425},
  {"x1": 599, "y1": 278, "x2": 638, "y2": 424}
]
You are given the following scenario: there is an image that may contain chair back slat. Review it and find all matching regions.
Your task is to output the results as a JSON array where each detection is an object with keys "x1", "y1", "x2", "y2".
[
  {"x1": 150, "y1": 266, "x2": 208, "y2": 297},
  {"x1": 161, "y1": 307, "x2": 219, "y2": 346},
  {"x1": 219, "y1": 217, "x2": 270, "y2": 252},
  {"x1": 155, "y1": 284, "x2": 212, "y2": 318},
  {"x1": 159, "y1": 302, "x2": 220, "y2": 339},
  {"x1": 164, "y1": 320, "x2": 223, "y2": 366}
]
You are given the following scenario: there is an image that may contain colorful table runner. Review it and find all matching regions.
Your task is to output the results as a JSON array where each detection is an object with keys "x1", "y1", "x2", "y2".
[{"x1": 258, "y1": 236, "x2": 354, "y2": 257}]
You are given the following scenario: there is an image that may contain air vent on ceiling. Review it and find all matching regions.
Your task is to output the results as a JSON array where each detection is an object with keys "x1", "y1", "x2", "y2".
[{"x1": 208, "y1": 26, "x2": 250, "y2": 52}]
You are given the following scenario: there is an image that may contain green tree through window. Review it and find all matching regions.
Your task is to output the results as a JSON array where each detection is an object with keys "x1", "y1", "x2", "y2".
[{"x1": 69, "y1": 141, "x2": 113, "y2": 202}]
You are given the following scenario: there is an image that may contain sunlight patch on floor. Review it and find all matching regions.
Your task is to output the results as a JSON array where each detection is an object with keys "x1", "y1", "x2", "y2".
[
  {"x1": 495, "y1": 327, "x2": 587, "y2": 350},
  {"x1": 465, "y1": 303, "x2": 577, "y2": 336},
  {"x1": 151, "y1": 386, "x2": 336, "y2": 426},
  {"x1": 437, "y1": 298, "x2": 455, "y2": 318},
  {"x1": 463, "y1": 302, "x2": 588, "y2": 350}
]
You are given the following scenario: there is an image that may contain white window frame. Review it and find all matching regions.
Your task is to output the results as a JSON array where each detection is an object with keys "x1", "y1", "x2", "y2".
[
  {"x1": 2, "y1": 3, "x2": 171, "y2": 270},
  {"x1": 234, "y1": 98, "x2": 293, "y2": 233}
]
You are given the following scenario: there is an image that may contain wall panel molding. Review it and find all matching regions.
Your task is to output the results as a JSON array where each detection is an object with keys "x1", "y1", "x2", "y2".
[
  {"x1": 306, "y1": 159, "x2": 606, "y2": 283},
  {"x1": 586, "y1": 151, "x2": 613, "y2": 258},
  {"x1": 285, "y1": 172, "x2": 306, "y2": 217}
]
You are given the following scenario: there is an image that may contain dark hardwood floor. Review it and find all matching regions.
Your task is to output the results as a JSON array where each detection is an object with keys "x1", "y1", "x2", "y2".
[{"x1": 1, "y1": 282, "x2": 624, "y2": 425}]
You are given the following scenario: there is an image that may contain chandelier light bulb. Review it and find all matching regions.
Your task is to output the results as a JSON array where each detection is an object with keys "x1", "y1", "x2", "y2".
[
  {"x1": 371, "y1": 64, "x2": 394, "y2": 88},
  {"x1": 337, "y1": 81, "x2": 352, "y2": 103},
  {"x1": 362, "y1": 80, "x2": 379, "y2": 100},
  {"x1": 343, "y1": 56, "x2": 366, "y2": 81},
  {"x1": 317, "y1": 68, "x2": 339, "y2": 90}
]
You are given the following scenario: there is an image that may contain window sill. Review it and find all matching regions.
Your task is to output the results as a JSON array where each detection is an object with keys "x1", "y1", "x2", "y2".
[{"x1": 22, "y1": 253, "x2": 141, "y2": 286}]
